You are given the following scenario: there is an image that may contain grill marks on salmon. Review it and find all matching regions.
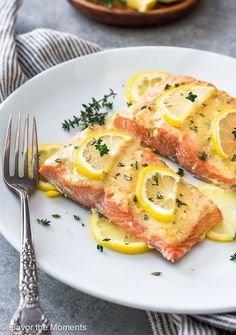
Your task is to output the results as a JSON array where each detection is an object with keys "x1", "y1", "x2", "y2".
[
  {"x1": 40, "y1": 126, "x2": 222, "y2": 262},
  {"x1": 113, "y1": 75, "x2": 236, "y2": 190}
]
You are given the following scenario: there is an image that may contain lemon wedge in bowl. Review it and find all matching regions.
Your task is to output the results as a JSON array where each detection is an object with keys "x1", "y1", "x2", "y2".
[
  {"x1": 29, "y1": 143, "x2": 62, "y2": 192},
  {"x1": 125, "y1": 70, "x2": 170, "y2": 104},
  {"x1": 127, "y1": 0, "x2": 157, "y2": 13},
  {"x1": 198, "y1": 184, "x2": 236, "y2": 242},
  {"x1": 211, "y1": 109, "x2": 236, "y2": 160},
  {"x1": 136, "y1": 166, "x2": 180, "y2": 222},
  {"x1": 157, "y1": 85, "x2": 216, "y2": 127},
  {"x1": 74, "y1": 130, "x2": 132, "y2": 180},
  {"x1": 89, "y1": 211, "x2": 150, "y2": 254}
]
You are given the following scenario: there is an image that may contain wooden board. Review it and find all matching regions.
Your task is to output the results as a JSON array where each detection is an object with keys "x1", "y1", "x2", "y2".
[{"x1": 68, "y1": 0, "x2": 199, "y2": 27}]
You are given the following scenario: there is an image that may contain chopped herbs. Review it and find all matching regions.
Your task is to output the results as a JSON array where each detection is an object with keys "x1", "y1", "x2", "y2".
[
  {"x1": 148, "y1": 197, "x2": 154, "y2": 202},
  {"x1": 86, "y1": 155, "x2": 91, "y2": 162},
  {"x1": 152, "y1": 173, "x2": 159, "y2": 186},
  {"x1": 231, "y1": 154, "x2": 236, "y2": 162},
  {"x1": 197, "y1": 151, "x2": 207, "y2": 161},
  {"x1": 151, "y1": 272, "x2": 161, "y2": 276},
  {"x1": 199, "y1": 113, "x2": 205, "y2": 117},
  {"x1": 186, "y1": 92, "x2": 197, "y2": 103},
  {"x1": 232, "y1": 128, "x2": 236, "y2": 139},
  {"x1": 177, "y1": 168, "x2": 184, "y2": 177},
  {"x1": 102, "y1": 238, "x2": 111, "y2": 242},
  {"x1": 164, "y1": 84, "x2": 171, "y2": 90},
  {"x1": 37, "y1": 218, "x2": 50, "y2": 227},
  {"x1": 113, "y1": 173, "x2": 121, "y2": 179},
  {"x1": 127, "y1": 102, "x2": 133, "y2": 107},
  {"x1": 130, "y1": 161, "x2": 138, "y2": 169},
  {"x1": 144, "y1": 214, "x2": 149, "y2": 220},
  {"x1": 133, "y1": 195, "x2": 138, "y2": 203},
  {"x1": 52, "y1": 214, "x2": 61, "y2": 218},
  {"x1": 189, "y1": 125, "x2": 198, "y2": 133},
  {"x1": 62, "y1": 89, "x2": 116, "y2": 131},
  {"x1": 73, "y1": 215, "x2": 81, "y2": 221},
  {"x1": 124, "y1": 174, "x2": 132, "y2": 181},
  {"x1": 230, "y1": 253, "x2": 236, "y2": 261},
  {"x1": 176, "y1": 198, "x2": 187, "y2": 207},
  {"x1": 117, "y1": 162, "x2": 125, "y2": 167},
  {"x1": 92, "y1": 138, "x2": 109, "y2": 157},
  {"x1": 142, "y1": 163, "x2": 148, "y2": 167},
  {"x1": 156, "y1": 192, "x2": 164, "y2": 199},
  {"x1": 55, "y1": 158, "x2": 61, "y2": 163},
  {"x1": 97, "y1": 244, "x2": 104, "y2": 252}
]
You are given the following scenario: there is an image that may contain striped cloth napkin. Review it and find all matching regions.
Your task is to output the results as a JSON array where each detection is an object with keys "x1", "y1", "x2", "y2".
[{"x1": 1, "y1": 0, "x2": 236, "y2": 334}]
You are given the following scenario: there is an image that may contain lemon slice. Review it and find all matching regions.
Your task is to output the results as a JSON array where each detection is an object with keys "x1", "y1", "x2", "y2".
[
  {"x1": 89, "y1": 211, "x2": 150, "y2": 254},
  {"x1": 127, "y1": 0, "x2": 158, "y2": 12},
  {"x1": 125, "y1": 70, "x2": 170, "y2": 104},
  {"x1": 198, "y1": 184, "x2": 236, "y2": 242},
  {"x1": 212, "y1": 109, "x2": 236, "y2": 159},
  {"x1": 136, "y1": 166, "x2": 180, "y2": 222},
  {"x1": 29, "y1": 143, "x2": 62, "y2": 192},
  {"x1": 74, "y1": 130, "x2": 132, "y2": 180},
  {"x1": 157, "y1": 85, "x2": 216, "y2": 127}
]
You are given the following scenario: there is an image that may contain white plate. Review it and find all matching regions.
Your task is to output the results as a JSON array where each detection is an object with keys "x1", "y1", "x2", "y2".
[{"x1": 1, "y1": 46, "x2": 236, "y2": 314}]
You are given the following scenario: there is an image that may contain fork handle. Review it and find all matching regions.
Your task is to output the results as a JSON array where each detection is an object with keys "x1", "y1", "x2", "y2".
[
  {"x1": 19, "y1": 191, "x2": 39, "y2": 306},
  {"x1": 10, "y1": 192, "x2": 50, "y2": 334}
]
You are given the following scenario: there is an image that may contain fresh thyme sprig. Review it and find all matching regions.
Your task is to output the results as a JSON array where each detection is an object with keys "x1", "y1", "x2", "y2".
[{"x1": 62, "y1": 89, "x2": 117, "y2": 131}]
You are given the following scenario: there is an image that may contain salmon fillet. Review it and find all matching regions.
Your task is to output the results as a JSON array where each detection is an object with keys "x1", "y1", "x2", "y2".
[
  {"x1": 113, "y1": 75, "x2": 236, "y2": 190},
  {"x1": 40, "y1": 126, "x2": 222, "y2": 262}
]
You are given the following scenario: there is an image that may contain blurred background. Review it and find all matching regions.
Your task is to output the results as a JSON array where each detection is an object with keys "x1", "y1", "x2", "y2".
[{"x1": 17, "y1": 0, "x2": 236, "y2": 56}]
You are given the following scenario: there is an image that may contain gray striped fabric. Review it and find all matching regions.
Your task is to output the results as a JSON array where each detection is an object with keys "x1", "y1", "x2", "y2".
[{"x1": 1, "y1": 0, "x2": 236, "y2": 334}]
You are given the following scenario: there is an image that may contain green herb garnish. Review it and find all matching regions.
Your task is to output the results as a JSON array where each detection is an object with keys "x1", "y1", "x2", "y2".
[
  {"x1": 92, "y1": 138, "x2": 109, "y2": 157},
  {"x1": 151, "y1": 272, "x2": 161, "y2": 276},
  {"x1": 124, "y1": 174, "x2": 132, "y2": 181},
  {"x1": 230, "y1": 253, "x2": 236, "y2": 261},
  {"x1": 37, "y1": 218, "x2": 51, "y2": 227},
  {"x1": 133, "y1": 195, "x2": 138, "y2": 203},
  {"x1": 186, "y1": 92, "x2": 197, "y2": 102},
  {"x1": 232, "y1": 128, "x2": 236, "y2": 139},
  {"x1": 73, "y1": 215, "x2": 81, "y2": 221},
  {"x1": 152, "y1": 173, "x2": 159, "y2": 186},
  {"x1": 55, "y1": 158, "x2": 61, "y2": 163},
  {"x1": 52, "y1": 214, "x2": 61, "y2": 218},
  {"x1": 231, "y1": 154, "x2": 236, "y2": 162},
  {"x1": 130, "y1": 161, "x2": 138, "y2": 169},
  {"x1": 97, "y1": 244, "x2": 104, "y2": 252},
  {"x1": 144, "y1": 214, "x2": 149, "y2": 220},
  {"x1": 117, "y1": 162, "x2": 125, "y2": 167},
  {"x1": 197, "y1": 151, "x2": 207, "y2": 161},
  {"x1": 62, "y1": 89, "x2": 116, "y2": 131},
  {"x1": 156, "y1": 192, "x2": 164, "y2": 199},
  {"x1": 177, "y1": 168, "x2": 184, "y2": 177},
  {"x1": 176, "y1": 198, "x2": 187, "y2": 207},
  {"x1": 164, "y1": 84, "x2": 171, "y2": 90},
  {"x1": 102, "y1": 238, "x2": 111, "y2": 242},
  {"x1": 189, "y1": 125, "x2": 198, "y2": 133}
]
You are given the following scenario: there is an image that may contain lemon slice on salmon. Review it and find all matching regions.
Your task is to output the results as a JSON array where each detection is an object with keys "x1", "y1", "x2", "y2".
[
  {"x1": 89, "y1": 211, "x2": 150, "y2": 254},
  {"x1": 127, "y1": 0, "x2": 157, "y2": 12},
  {"x1": 157, "y1": 85, "x2": 216, "y2": 127},
  {"x1": 125, "y1": 70, "x2": 170, "y2": 104},
  {"x1": 136, "y1": 166, "x2": 180, "y2": 222},
  {"x1": 29, "y1": 143, "x2": 62, "y2": 192},
  {"x1": 74, "y1": 130, "x2": 132, "y2": 180},
  {"x1": 212, "y1": 109, "x2": 236, "y2": 160},
  {"x1": 198, "y1": 184, "x2": 236, "y2": 242}
]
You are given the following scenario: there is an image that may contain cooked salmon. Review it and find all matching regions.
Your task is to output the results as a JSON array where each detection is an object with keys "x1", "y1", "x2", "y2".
[
  {"x1": 40, "y1": 126, "x2": 222, "y2": 262},
  {"x1": 113, "y1": 75, "x2": 236, "y2": 190}
]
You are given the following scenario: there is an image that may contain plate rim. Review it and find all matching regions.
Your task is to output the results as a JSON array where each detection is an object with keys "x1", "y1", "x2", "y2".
[{"x1": 1, "y1": 46, "x2": 236, "y2": 314}]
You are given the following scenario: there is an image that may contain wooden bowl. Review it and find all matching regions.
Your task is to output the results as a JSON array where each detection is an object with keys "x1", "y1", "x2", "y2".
[{"x1": 68, "y1": 0, "x2": 199, "y2": 26}]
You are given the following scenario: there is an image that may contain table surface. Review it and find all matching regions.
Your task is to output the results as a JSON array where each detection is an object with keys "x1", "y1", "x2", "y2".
[{"x1": 1, "y1": 0, "x2": 236, "y2": 334}]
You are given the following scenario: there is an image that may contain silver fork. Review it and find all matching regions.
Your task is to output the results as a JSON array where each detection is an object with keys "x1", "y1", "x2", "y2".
[{"x1": 3, "y1": 114, "x2": 51, "y2": 335}]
